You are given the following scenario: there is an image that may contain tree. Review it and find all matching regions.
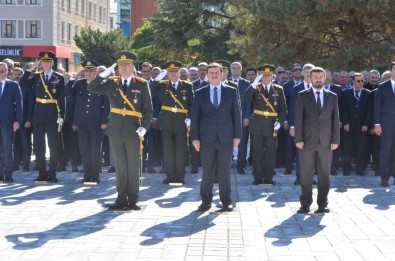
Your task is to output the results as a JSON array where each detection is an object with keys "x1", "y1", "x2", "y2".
[
  {"x1": 226, "y1": 0, "x2": 395, "y2": 70},
  {"x1": 74, "y1": 27, "x2": 131, "y2": 66}
]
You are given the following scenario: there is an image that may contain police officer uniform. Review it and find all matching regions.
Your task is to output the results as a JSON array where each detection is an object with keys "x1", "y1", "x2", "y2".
[
  {"x1": 243, "y1": 65, "x2": 287, "y2": 185},
  {"x1": 88, "y1": 51, "x2": 152, "y2": 210},
  {"x1": 65, "y1": 60, "x2": 110, "y2": 183},
  {"x1": 150, "y1": 61, "x2": 194, "y2": 184},
  {"x1": 19, "y1": 51, "x2": 65, "y2": 182}
]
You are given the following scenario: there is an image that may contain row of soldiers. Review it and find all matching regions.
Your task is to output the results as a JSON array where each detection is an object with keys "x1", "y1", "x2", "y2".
[{"x1": 1, "y1": 52, "x2": 394, "y2": 196}]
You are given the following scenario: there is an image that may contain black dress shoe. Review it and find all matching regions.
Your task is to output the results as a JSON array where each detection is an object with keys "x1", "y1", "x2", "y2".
[
  {"x1": 4, "y1": 177, "x2": 14, "y2": 183},
  {"x1": 162, "y1": 178, "x2": 173, "y2": 184},
  {"x1": 13, "y1": 165, "x2": 19, "y2": 171},
  {"x1": 92, "y1": 177, "x2": 100, "y2": 184},
  {"x1": 221, "y1": 205, "x2": 233, "y2": 212},
  {"x1": 147, "y1": 167, "x2": 156, "y2": 173},
  {"x1": 34, "y1": 174, "x2": 49, "y2": 182},
  {"x1": 48, "y1": 176, "x2": 58, "y2": 183},
  {"x1": 381, "y1": 178, "x2": 389, "y2": 187},
  {"x1": 293, "y1": 178, "x2": 300, "y2": 185},
  {"x1": 197, "y1": 204, "x2": 211, "y2": 212},
  {"x1": 108, "y1": 202, "x2": 129, "y2": 211},
  {"x1": 314, "y1": 207, "x2": 330, "y2": 214},
  {"x1": 107, "y1": 166, "x2": 116, "y2": 173},
  {"x1": 284, "y1": 168, "x2": 292, "y2": 175},
  {"x1": 263, "y1": 180, "x2": 276, "y2": 185},
  {"x1": 190, "y1": 168, "x2": 198, "y2": 174},
  {"x1": 330, "y1": 171, "x2": 337, "y2": 176},
  {"x1": 0, "y1": 176, "x2": 4, "y2": 182},
  {"x1": 252, "y1": 179, "x2": 263, "y2": 185},
  {"x1": 297, "y1": 206, "x2": 310, "y2": 214},
  {"x1": 343, "y1": 171, "x2": 350, "y2": 176},
  {"x1": 56, "y1": 165, "x2": 66, "y2": 172},
  {"x1": 23, "y1": 166, "x2": 30, "y2": 171},
  {"x1": 72, "y1": 166, "x2": 79, "y2": 172},
  {"x1": 172, "y1": 179, "x2": 185, "y2": 185},
  {"x1": 129, "y1": 203, "x2": 141, "y2": 210},
  {"x1": 237, "y1": 168, "x2": 245, "y2": 175},
  {"x1": 355, "y1": 171, "x2": 365, "y2": 176}
]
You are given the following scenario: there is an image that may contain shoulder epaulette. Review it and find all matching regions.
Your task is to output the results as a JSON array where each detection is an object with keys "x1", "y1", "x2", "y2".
[
  {"x1": 54, "y1": 71, "x2": 64, "y2": 76},
  {"x1": 272, "y1": 84, "x2": 283, "y2": 90},
  {"x1": 34, "y1": 71, "x2": 42, "y2": 75},
  {"x1": 135, "y1": 76, "x2": 146, "y2": 83}
]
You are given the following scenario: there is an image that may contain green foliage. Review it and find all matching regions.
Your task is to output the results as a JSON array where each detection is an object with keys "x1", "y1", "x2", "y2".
[{"x1": 74, "y1": 27, "x2": 131, "y2": 66}]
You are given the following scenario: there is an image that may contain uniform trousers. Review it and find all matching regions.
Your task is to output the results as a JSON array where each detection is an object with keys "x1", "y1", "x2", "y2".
[
  {"x1": 161, "y1": 129, "x2": 187, "y2": 180},
  {"x1": 78, "y1": 126, "x2": 103, "y2": 179},
  {"x1": 0, "y1": 125, "x2": 15, "y2": 180},
  {"x1": 251, "y1": 133, "x2": 276, "y2": 182}
]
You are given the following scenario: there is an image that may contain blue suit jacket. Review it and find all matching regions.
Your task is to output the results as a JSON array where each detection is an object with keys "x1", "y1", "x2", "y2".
[
  {"x1": 0, "y1": 79, "x2": 22, "y2": 126},
  {"x1": 192, "y1": 79, "x2": 207, "y2": 92},
  {"x1": 21, "y1": 84, "x2": 34, "y2": 124},
  {"x1": 373, "y1": 79, "x2": 395, "y2": 131},
  {"x1": 228, "y1": 77, "x2": 252, "y2": 118},
  {"x1": 191, "y1": 84, "x2": 242, "y2": 144},
  {"x1": 283, "y1": 80, "x2": 301, "y2": 122},
  {"x1": 289, "y1": 82, "x2": 307, "y2": 127}
]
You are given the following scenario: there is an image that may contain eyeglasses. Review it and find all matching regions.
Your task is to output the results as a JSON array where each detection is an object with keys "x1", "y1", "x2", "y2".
[
  {"x1": 293, "y1": 68, "x2": 302, "y2": 72},
  {"x1": 355, "y1": 80, "x2": 364, "y2": 83},
  {"x1": 277, "y1": 71, "x2": 285, "y2": 74}
]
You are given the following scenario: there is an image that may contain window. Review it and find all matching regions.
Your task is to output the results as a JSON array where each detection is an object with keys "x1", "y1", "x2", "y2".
[
  {"x1": 88, "y1": 2, "x2": 92, "y2": 19},
  {"x1": 25, "y1": 0, "x2": 41, "y2": 4},
  {"x1": 67, "y1": 0, "x2": 71, "y2": 12},
  {"x1": 75, "y1": 0, "x2": 79, "y2": 14},
  {"x1": 1, "y1": 0, "x2": 15, "y2": 4},
  {"x1": 67, "y1": 23, "x2": 72, "y2": 42},
  {"x1": 81, "y1": 0, "x2": 85, "y2": 16},
  {"x1": 103, "y1": 8, "x2": 106, "y2": 24},
  {"x1": 93, "y1": 3, "x2": 96, "y2": 21},
  {"x1": 26, "y1": 20, "x2": 41, "y2": 38},
  {"x1": 99, "y1": 6, "x2": 102, "y2": 23},
  {"x1": 1, "y1": 20, "x2": 16, "y2": 38},
  {"x1": 109, "y1": 17, "x2": 113, "y2": 29},
  {"x1": 74, "y1": 25, "x2": 79, "y2": 36},
  {"x1": 61, "y1": 21, "x2": 65, "y2": 41}
]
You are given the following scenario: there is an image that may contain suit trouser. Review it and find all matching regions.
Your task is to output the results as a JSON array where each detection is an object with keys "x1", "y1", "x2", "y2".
[
  {"x1": 379, "y1": 129, "x2": 395, "y2": 180},
  {"x1": 275, "y1": 127, "x2": 286, "y2": 167},
  {"x1": 0, "y1": 125, "x2": 15, "y2": 180},
  {"x1": 341, "y1": 129, "x2": 368, "y2": 173},
  {"x1": 109, "y1": 136, "x2": 140, "y2": 204},
  {"x1": 370, "y1": 134, "x2": 380, "y2": 172},
  {"x1": 161, "y1": 129, "x2": 187, "y2": 180},
  {"x1": 189, "y1": 138, "x2": 200, "y2": 170},
  {"x1": 200, "y1": 142, "x2": 233, "y2": 206},
  {"x1": 284, "y1": 131, "x2": 296, "y2": 171},
  {"x1": 299, "y1": 146, "x2": 332, "y2": 208},
  {"x1": 251, "y1": 133, "x2": 276, "y2": 182},
  {"x1": 78, "y1": 126, "x2": 103, "y2": 179},
  {"x1": 236, "y1": 125, "x2": 249, "y2": 169},
  {"x1": 13, "y1": 126, "x2": 31, "y2": 168},
  {"x1": 33, "y1": 122, "x2": 61, "y2": 174}
]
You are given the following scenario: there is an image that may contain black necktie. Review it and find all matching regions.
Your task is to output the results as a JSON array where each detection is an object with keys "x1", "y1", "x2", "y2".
[
  {"x1": 172, "y1": 83, "x2": 176, "y2": 90},
  {"x1": 122, "y1": 79, "x2": 128, "y2": 92},
  {"x1": 264, "y1": 86, "x2": 269, "y2": 97},
  {"x1": 45, "y1": 74, "x2": 49, "y2": 83},
  {"x1": 355, "y1": 90, "x2": 360, "y2": 101},
  {"x1": 213, "y1": 87, "x2": 219, "y2": 108},
  {"x1": 316, "y1": 91, "x2": 322, "y2": 112}
]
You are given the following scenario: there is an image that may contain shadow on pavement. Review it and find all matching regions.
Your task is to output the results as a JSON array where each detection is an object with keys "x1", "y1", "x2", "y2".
[
  {"x1": 140, "y1": 211, "x2": 218, "y2": 246},
  {"x1": 6, "y1": 211, "x2": 121, "y2": 250},
  {"x1": 264, "y1": 214, "x2": 325, "y2": 246},
  {"x1": 363, "y1": 188, "x2": 395, "y2": 210}
]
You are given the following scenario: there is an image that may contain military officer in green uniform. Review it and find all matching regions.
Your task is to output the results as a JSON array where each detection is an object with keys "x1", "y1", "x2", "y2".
[
  {"x1": 87, "y1": 51, "x2": 153, "y2": 211},
  {"x1": 243, "y1": 65, "x2": 287, "y2": 185},
  {"x1": 150, "y1": 61, "x2": 194, "y2": 184}
]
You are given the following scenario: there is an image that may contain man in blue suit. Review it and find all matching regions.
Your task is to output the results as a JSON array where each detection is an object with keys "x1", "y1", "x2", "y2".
[
  {"x1": 0, "y1": 62, "x2": 22, "y2": 183},
  {"x1": 191, "y1": 62, "x2": 242, "y2": 212},
  {"x1": 373, "y1": 62, "x2": 395, "y2": 187},
  {"x1": 228, "y1": 62, "x2": 252, "y2": 174}
]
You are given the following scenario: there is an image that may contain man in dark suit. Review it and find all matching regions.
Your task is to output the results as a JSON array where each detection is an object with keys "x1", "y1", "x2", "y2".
[
  {"x1": 228, "y1": 61, "x2": 252, "y2": 175},
  {"x1": 150, "y1": 61, "x2": 194, "y2": 184},
  {"x1": 88, "y1": 51, "x2": 153, "y2": 211},
  {"x1": 373, "y1": 62, "x2": 395, "y2": 187},
  {"x1": 19, "y1": 51, "x2": 65, "y2": 183},
  {"x1": 244, "y1": 65, "x2": 287, "y2": 185},
  {"x1": 192, "y1": 62, "x2": 208, "y2": 92},
  {"x1": 294, "y1": 67, "x2": 340, "y2": 215},
  {"x1": 65, "y1": 60, "x2": 110, "y2": 183},
  {"x1": 0, "y1": 62, "x2": 22, "y2": 183},
  {"x1": 340, "y1": 73, "x2": 372, "y2": 176},
  {"x1": 283, "y1": 63, "x2": 303, "y2": 174},
  {"x1": 289, "y1": 63, "x2": 315, "y2": 185},
  {"x1": 191, "y1": 62, "x2": 241, "y2": 212}
]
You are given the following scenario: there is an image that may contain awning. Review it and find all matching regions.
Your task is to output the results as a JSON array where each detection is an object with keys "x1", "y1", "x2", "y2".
[{"x1": 22, "y1": 46, "x2": 72, "y2": 59}]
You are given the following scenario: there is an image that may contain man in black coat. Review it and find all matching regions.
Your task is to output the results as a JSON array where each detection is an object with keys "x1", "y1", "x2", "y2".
[
  {"x1": 340, "y1": 73, "x2": 372, "y2": 176},
  {"x1": 191, "y1": 63, "x2": 241, "y2": 212},
  {"x1": 294, "y1": 67, "x2": 340, "y2": 215}
]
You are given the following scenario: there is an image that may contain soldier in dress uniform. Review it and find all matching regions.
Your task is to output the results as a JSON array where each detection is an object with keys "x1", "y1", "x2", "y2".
[
  {"x1": 243, "y1": 65, "x2": 287, "y2": 185},
  {"x1": 19, "y1": 51, "x2": 65, "y2": 182},
  {"x1": 65, "y1": 60, "x2": 110, "y2": 183},
  {"x1": 150, "y1": 61, "x2": 194, "y2": 184},
  {"x1": 88, "y1": 51, "x2": 152, "y2": 211}
]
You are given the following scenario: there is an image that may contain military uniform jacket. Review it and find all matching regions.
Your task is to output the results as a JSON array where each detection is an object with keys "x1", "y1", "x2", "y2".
[
  {"x1": 243, "y1": 83, "x2": 287, "y2": 136},
  {"x1": 87, "y1": 76, "x2": 153, "y2": 140},
  {"x1": 150, "y1": 80, "x2": 194, "y2": 131},
  {"x1": 65, "y1": 79, "x2": 110, "y2": 129},
  {"x1": 19, "y1": 70, "x2": 65, "y2": 124}
]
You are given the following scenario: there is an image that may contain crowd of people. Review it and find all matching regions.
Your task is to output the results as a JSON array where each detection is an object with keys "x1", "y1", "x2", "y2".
[{"x1": 1, "y1": 51, "x2": 394, "y2": 213}]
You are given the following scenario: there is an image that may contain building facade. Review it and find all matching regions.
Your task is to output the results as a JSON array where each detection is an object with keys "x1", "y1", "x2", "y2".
[{"x1": 0, "y1": 0, "x2": 110, "y2": 71}]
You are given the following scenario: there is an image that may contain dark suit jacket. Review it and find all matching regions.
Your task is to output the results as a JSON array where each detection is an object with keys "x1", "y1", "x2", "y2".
[
  {"x1": 0, "y1": 80, "x2": 22, "y2": 126},
  {"x1": 20, "y1": 84, "x2": 34, "y2": 124},
  {"x1": 341, "y1": 88, "x2": 372, "y2": 131},
  {"x1": 65, "y1": 79, "x2": 110, "y2": 129},
  {"x1": 228, "y1": 77, "x2": 252, "y2": 118},
  {"x1": 283, "y1": 80, "x2": 301, "y2": 122},
  {"x1": 373, "y1": 79, "x2": 395, "y2": 131},
  {"x1": 192, "y1": 79, "x2": 207, "y2": 92},
  {"x1": 191, "y1": 84, "x2": 241, "y2": 144},
  {"x1": 327, "y1": 84, "x2": 342, "y2": 108},
  {"x1": 289, "y1": 82, "x2": 308, "y2": 126},
  {"x1": 294, "y1": 88, "x2": 340, "y2": 149}
]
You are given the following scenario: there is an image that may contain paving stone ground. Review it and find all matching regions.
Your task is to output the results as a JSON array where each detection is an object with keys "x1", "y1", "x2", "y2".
[{"x1": 1, "y1": 164, "x2": 395, "y2": 261}]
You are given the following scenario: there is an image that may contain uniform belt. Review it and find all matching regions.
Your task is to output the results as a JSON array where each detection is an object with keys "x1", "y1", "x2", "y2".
[
  {"x1": 36, "y1": 98, "x2": 57, "y2": 104},
  {"x1": 161, "y1": 106, "x2": 188, "y2": 114},
  {"x1": 253, "y1": 109, "x2": 278, "y2": 117},
  {"x1": 111, "y1": 108, "x2": 142, "y2": 117}
]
